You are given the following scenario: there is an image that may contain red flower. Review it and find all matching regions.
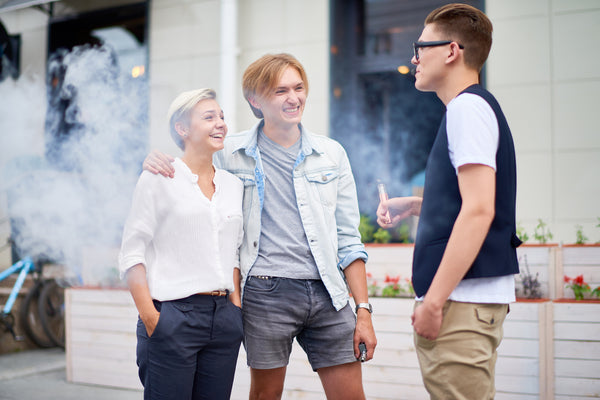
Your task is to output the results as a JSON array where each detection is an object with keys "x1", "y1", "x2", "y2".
[{"x1": 564, "y1": 274, "x2": 593, "y2": 300}]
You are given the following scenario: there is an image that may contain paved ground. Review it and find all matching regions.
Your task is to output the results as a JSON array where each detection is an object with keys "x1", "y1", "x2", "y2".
[{"x1": 0, "y1": 348, "x2": 142, "y2": 400}]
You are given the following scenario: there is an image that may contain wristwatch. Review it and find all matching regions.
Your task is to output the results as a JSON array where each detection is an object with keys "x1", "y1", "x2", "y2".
[{"x1": 355, "y1": 302, "x2": 373, "y2": 314}]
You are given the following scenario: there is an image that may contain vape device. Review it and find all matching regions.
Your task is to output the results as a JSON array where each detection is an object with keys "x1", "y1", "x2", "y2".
[
  {"x1": 377, "y1": 182, "x2": 391, "y2": 224},
  {"x1": 358, "y1": 342, "x2": 367, "y2": 362}
]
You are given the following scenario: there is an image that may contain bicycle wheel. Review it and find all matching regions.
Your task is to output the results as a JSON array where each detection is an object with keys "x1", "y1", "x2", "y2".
[
  {"x1": 19, "y1": 280, "x2": 55, "y2": 348},
  {"x1": 38, "y1": 279, "x2": 66, "y2": 348}
]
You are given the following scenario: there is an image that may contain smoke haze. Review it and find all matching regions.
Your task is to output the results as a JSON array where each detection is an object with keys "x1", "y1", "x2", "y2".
[{"x1": 0, "y1": 44, "x2": 147, "y2": 285}]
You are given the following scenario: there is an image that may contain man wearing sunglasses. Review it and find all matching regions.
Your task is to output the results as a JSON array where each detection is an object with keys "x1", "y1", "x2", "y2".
[{"x1": 377, "y1": 3, "x2": 520, "y2": 399}]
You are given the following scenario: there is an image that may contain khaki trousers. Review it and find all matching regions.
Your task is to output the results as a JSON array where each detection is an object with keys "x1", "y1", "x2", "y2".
[{"x1": 414, "y1": 301, "x2": 508, "y2": 400}]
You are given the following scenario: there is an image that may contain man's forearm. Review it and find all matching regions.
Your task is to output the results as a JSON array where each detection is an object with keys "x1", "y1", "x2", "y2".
[
  {"x1": 344, "y1": 259, "x2": 369, "y2": 304},
  {"x1": 424, "y1": 163, "x2": 496, "y2": 307},
  {"x1": 424, "y1": 207, "x2": 494, "y2": 307}
]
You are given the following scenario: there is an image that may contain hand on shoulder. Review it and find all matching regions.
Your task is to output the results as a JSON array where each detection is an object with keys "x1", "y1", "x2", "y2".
[{"x1": 143, "y1": 150, "x2": 175, "y2": 178}]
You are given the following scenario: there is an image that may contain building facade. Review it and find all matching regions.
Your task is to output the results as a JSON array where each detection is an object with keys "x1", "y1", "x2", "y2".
[{"x1": 0, "y1": 0, "x2": 598, "y2": 258}]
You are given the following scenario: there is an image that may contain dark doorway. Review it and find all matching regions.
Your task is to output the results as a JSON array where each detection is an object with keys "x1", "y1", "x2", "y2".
[
  {"x1": 330, "y1": 0, "x2": 484, "y2": 234},
  {"x1": 0, "y1": 19, "x2": 20, "y2": 81}
]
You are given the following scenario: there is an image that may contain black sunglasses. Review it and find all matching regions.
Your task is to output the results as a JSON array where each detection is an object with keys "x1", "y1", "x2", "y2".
[{"x1": 413, "y1": 40, "x2": 465, "y2": 61}]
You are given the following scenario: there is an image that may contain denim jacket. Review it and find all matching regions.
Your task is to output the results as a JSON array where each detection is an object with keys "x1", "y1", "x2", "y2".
[{"x1": 214, "y1": 121, "x2": 368, "y2": 310}]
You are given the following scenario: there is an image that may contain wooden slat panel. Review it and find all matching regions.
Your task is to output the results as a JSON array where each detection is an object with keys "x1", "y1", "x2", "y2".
[
  {"x1": 554, "y1": 376, "x2": 600, "y2": 398},
  {"x1": 516, "y1": 246, "x2": 556, "y2": 265},
  {"x1": 498, "y1": 338, "x2": 540, "y2": 358},
  {"x1": 554, "y1": 341, "x2": 600, "y2": 359},
  {"x1": 554, "y1": 322, "x2": 600, "y2": 341},
  {"x1": 69, "y1": 302, "x2": 139, "y2": 318},
  {"x1": 496, "y1": 373, "x2": 540, "y2": 395},
  {"x1": 69, "y1": 288, "x2": 133, "y2": 304},
  {"x1": 562, "y1": 247, "x2": 600, "y2": 265},
  {"x1": 70, "y1": 316, "x2": 136, "y2": 333},
  {"x1": 496, "y1": 393, "x2": 539, "y2": 400},
  {"x1": 504, "y1": 319, "x2": 540, "y2": 339},
  {"x1": 496, "y1": 357, "x2": 539, "y2": 376},
  {"x1": 64, "y1": 275, "x2": 600, "y2": 399},
  {"x1": 553, "y1": 302, "x2": 600, "y2": 322},
  {"x1": 554, "y1": 359, "x2": 600, "y2": 378}
]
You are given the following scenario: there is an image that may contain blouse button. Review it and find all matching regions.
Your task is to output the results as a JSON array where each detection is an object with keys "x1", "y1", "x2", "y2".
[{"x1": 253, "y1": 241, "x2": 258, "y2": 247}]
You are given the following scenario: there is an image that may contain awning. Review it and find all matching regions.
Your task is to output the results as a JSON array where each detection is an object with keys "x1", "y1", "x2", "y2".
[{"x1": 0, "y1": 0, "x2": 58, "y2": 14}]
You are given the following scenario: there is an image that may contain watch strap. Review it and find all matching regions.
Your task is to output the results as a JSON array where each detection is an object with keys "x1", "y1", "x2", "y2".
[{"x1": 355, "y1": 302, "x2": 373, "y2": 314}]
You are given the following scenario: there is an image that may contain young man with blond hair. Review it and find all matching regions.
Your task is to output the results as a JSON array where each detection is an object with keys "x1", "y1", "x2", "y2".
[
  {"x1": 145, "y1": 53, "x2": 376, "y2": 400},
  {"x1": 377, "y1": 4, "x2": 520, "y2": 399}
]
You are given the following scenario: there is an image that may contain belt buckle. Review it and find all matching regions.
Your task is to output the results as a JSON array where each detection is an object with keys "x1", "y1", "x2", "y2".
[{"x1": 211, "y1": 290, "x2": 228, "y2": 297}]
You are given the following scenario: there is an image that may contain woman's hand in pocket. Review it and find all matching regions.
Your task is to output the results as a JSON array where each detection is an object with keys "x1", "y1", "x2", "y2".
[{"x1": 142, "y1": 310, "x2": 161, "y2": 337}]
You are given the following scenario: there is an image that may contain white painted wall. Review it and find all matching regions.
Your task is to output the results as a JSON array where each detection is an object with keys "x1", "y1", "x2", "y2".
[
  {"x1": 0, "y1": 0, "x2": 598, "y2": 250},
  {"x1": 148, "y1": 0, "x2": 329, "y2": 157},
  {"x1": 147, "y1": 0, "x2": 600, "y2": 244},
  {"x1": 486, "y1": 0, "x2": 600, "y2": 243}
]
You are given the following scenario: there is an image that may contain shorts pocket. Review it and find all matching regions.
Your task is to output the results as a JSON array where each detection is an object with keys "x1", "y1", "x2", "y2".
[{"x1": 245, "y1": 276, "x2": 281, "y2": 293}]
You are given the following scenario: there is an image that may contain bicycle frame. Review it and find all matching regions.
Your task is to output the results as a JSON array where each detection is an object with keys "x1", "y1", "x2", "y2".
[{"x1": 0, "y1": 257, "x2": 34, "y2": 316}]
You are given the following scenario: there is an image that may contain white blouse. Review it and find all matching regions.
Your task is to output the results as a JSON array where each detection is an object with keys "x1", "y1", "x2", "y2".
[{"x1": 119, "y1": 158, "x2": 243, "y2": 301}]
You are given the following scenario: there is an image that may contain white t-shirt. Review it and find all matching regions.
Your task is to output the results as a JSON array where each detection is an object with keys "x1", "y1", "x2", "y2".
[
  {"x1": 444, "y1": 93, "x2": 515, "y2": 304},
  {"x1": 119, "y1": 158, "x2": 243, "y2": 301}
]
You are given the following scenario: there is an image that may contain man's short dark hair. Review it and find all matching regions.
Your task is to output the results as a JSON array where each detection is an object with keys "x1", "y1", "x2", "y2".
[{"x1": 425, "y1": 3, "x2": 493, "y2": 72}]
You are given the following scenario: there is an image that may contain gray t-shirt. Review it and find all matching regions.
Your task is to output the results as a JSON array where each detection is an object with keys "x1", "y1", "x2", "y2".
[{"x1": 249, "y1": 129, "x2": 320, "y2": 279}]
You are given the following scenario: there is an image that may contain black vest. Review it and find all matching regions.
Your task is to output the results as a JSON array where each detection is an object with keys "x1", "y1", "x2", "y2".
[{"x1": 412, "y1": 84, "x2": 521, "y2": 297}]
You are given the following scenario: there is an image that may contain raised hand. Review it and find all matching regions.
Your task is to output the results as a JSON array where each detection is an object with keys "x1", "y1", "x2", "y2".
[{"x1": 376, "y1": 196, "x2": 422, "y2": 228}]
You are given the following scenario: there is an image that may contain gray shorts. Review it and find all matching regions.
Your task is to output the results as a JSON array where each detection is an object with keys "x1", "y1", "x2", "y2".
[{"x1": 242, "y1": 276, "x2": 357, "y2": 371}]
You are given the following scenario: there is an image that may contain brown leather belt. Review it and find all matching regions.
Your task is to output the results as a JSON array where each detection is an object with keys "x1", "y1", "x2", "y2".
[{"x1": 197, "y1": 290, "x2": 229, "y2": 297}]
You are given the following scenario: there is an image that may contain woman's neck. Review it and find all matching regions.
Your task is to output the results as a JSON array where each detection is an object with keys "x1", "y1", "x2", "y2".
[
  {"x1": 181, "y1": 149, "x2": 214, "y2": 177},
  {"x1": 182, "y1": 150, "x2": 217, "y2": 199}
]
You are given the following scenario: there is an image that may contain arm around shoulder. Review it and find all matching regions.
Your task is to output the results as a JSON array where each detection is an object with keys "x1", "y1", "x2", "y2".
[{"x1": 143, "y1": 149, "x2": 175, "y2": 178}]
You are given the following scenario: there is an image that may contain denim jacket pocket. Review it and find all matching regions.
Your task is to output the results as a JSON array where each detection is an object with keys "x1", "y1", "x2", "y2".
[
  {"x1": 305, "y1": 170, "x2": 339, "y2": 209},
  {"x1": 305, "y1": 170, "x2": 339, "y2": 184}
]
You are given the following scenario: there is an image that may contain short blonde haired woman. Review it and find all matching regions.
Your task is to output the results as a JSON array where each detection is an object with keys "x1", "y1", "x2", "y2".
[{"x1": 119, "y1": 88, "x2": 244, "y2": 400}]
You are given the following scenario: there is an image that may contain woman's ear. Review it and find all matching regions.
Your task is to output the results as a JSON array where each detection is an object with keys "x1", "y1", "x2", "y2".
[{"x1": 174, "y1": 122, "x2": 188, "y2": 138}]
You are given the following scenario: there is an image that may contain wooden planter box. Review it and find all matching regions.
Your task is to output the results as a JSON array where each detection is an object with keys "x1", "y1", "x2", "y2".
[
  {"x1": 560, "y1": 244, "x2": 600, "y2": 299},
  {"x1": 365, "y1": 243, "x2": 563, "y2": 299},
  {"x1": 65, "y1": 288, "x2": 141, "y2": 390},
  {"x1": 65, "y1": 244, "x2": 600, "y2": 398},
  {"x1": 552, "y1": 299, "x2": 600, "y2": 400},
  {"x1": 516, "y1": 244, "x2": 559, "y2": 299},
  {"x1": 497, "y1": 299, "x2": 553, "y2": 400}
]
